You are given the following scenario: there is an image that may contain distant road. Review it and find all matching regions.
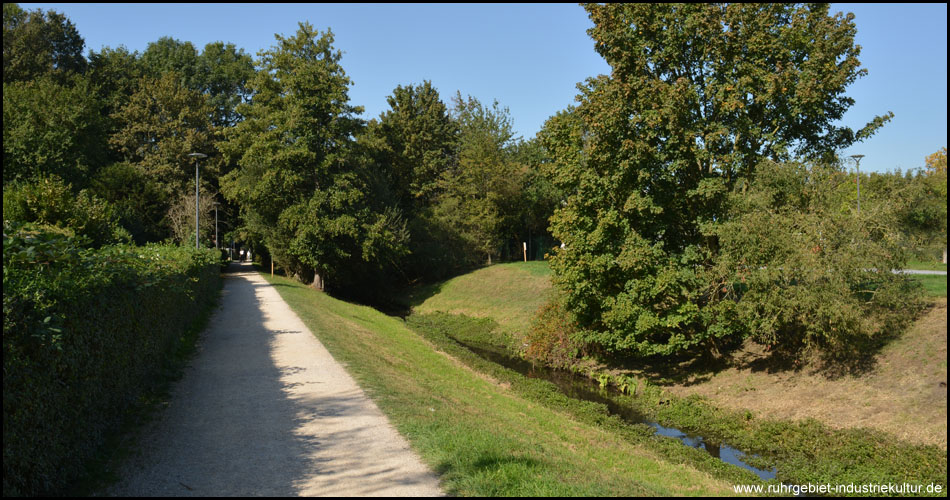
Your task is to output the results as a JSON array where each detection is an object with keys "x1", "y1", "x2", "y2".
[{"x1": 896, "y1": 269, "x2": 947, "y2": 276}]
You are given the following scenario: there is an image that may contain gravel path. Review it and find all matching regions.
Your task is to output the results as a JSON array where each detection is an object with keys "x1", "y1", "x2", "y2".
[{"x1": 106, "y1": 262, "x2": 443, "y2": 497}]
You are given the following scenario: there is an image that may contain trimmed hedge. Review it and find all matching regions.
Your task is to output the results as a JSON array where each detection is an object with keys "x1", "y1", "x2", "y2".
[{"x1": 3, "y1": 222, "x2": 221, "y2": 496}]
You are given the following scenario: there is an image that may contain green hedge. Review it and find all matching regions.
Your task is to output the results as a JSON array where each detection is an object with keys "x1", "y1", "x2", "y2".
[{"x1": 3, "y1": 222, "x2": 221, "y2": 496}]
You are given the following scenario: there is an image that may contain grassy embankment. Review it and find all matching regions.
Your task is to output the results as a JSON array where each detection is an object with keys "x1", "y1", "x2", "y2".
[
  {"x1": 260, "y1": 267, "x2": 760, "y2": 496},
  {"x1": 907, "y1": 259, "x2": 948, "y2": 272},
  {"x1": 404, "y1": 261, "x2": 947, "y2": 491},
  {"x1": 905, "y1": 259, "x2": 947, "y2": 297}
]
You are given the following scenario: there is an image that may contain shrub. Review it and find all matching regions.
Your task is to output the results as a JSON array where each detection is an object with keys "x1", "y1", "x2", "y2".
[
  {"x1": 3, "y1": 175, "x2": 129, "y2": 247},
  {"x1": 2, "y1": 222, "x2": 220, "y2": 496},
  {"x1": 523, "y1": 293, "x2": 586, "y2": 369},
  {"x1": 710, "y1": 161, "x2": 926, "y2": 366}
]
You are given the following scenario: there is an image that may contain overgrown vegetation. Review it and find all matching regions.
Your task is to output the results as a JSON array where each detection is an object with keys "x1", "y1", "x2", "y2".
[{"x1": 2, "y1": 223, "x2": 221, "y2": 496}]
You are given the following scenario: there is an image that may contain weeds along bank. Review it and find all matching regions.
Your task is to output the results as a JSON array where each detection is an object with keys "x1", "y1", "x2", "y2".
[{"x1": 2, "y1": 222, "x2": 222, "y2": 496}]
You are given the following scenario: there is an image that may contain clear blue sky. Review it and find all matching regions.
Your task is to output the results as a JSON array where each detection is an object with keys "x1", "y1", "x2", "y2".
[{"x1": 21, "y1": 3, "x2": 948, "y2": 173}]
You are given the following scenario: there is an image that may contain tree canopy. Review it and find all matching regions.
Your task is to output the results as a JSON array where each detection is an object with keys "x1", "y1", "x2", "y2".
[
  {"x1": 543, "y1": 3, "x2": 904, "y2": 357},
  {"x1": 3, "y1": 3, "x2": 86, "y2": 83},
  {"x1": 220, "y1": 23, "x2": 406, "y2": 290}
]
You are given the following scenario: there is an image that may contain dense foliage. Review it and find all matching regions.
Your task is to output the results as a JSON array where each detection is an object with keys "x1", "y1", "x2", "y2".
[
  {"x1": 861, "y1": 165, "x2": 947, "y2": 263},
  {"x1": 220, "y1": 23, "x2": 407, "y2": 291},
  {"x1": 709, "y1": 161, "x2": 924, "y2": 365},
  {"x1": 3, "y1": 176, "x2": 130, "y2": 247},
  {"x1": 541, "y1": 3, "x2": 912, "y2": 359},
  {"x1": 2, "y1": 223, "x2": 221, "y2": 496}
]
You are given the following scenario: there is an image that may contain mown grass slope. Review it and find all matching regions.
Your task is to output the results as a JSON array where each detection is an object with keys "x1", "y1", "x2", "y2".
[
  {"x1": 262, "y1": 270, "x2": 749, "y2": 496},
  {"x1": 405, "y1": 261, "x2": 553, "y2": 342},
  {"x1": 407, "y1": 261, "x2": 947, "y2": 450}
]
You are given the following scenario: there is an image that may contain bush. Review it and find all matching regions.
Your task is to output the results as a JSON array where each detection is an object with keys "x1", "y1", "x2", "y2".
[
  {"x1": 710, "y1": 161, "x2": 925, "y2": 366},
  {"x1": 2, "y1": 222, "x2": 220, "y2": 496},
  {"x1": 3, "y1": 175, "x2": 129, "y2": 247},
  {"x1": 523, "y1": 293, "x2": 586, "y2": 369}
]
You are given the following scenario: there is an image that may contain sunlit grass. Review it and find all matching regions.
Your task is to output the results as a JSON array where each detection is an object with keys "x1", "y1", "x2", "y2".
[
  {"x1": 261, "y1": 270, "x2": 744, "y2": 496},
  {"x1": 911, "y1": 274, "x2": 948, "y2": 297}
]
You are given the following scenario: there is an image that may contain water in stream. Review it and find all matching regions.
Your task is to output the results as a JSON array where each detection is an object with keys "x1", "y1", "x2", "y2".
[{"x1": 459, "y1": 339, "x2": 778, "y2": 481}]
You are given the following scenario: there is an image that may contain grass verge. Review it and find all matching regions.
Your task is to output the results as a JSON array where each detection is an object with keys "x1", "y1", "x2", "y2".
[
  {"x1": 260, "y1": 269, "x2": 757, "y2": 496},
  {"x1": 910, "y1": 274, "x2": 948, "y2": 297},
  {"x1": 906, "y1": 259, "x2": 948, "y2": 272},
  {"x1": 410, "y1": 312, "x2": 948, "y2": 496},
  {"x1": 404, "y1": 261, "x2": 553, "y2": 341}
]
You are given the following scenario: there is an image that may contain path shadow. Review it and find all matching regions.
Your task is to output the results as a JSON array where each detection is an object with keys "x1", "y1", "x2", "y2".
[{"x1": 104, "y1": 265, "x2": 437, "y2": 496}]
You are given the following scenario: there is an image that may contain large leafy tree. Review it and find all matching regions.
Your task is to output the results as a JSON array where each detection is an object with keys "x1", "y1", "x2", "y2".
[
  {"x1": 141, "y1": 37, "x2": 255, "y2": 129},
  {"x1": 221, "y1": 23, "x2": 405, "y2": 290},
  {"x1": 199, "y1": 41, "x2": 255, "y2": 128},
  {"x1": 140, "y1": 37, "x2": 202, "y2": 89},
  {"x1": 367, "y1": 81, "x2": 458, "y2": 214},
  {"x1": 109, "y1": 72, "x2": 217, "y2": 199},
  {"x1": 544, "y1": 3, "x2": 894, "y2": 357},
  {"x1": 87, "y1": 46, "x2": 145, "y2": 149},
  {"x1": 3, "y1": 75, "x2": 108, "y2": 187},
  {"x1": 2, "y1": 3, "x2": 86, "y2": 84},
  {"x1": 435, "y1": 93, "x2": 523, "y2": 265}
]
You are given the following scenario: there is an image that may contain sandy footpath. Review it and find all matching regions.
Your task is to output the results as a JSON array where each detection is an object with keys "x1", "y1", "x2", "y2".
[{"x1": 106, "y1": 262, "x2": 443, "y2": 496}]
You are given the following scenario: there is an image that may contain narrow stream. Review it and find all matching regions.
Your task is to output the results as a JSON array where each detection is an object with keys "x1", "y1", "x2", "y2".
[{"x1": 459, "y1": 339, "x2": 778, "y2": 481}]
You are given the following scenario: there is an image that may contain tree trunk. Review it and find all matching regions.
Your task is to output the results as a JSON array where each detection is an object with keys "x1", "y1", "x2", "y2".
[{"x1": 313, "y1": 273, "x2": 325, "y2": 291}]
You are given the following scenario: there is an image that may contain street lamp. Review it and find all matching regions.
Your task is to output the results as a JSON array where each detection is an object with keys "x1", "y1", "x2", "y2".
[
  {"x1": 850, "y1": 154, "x2": 864, "y2": 214},
  {"x1": 213, "y1": 201, "x2": 220, "y2": 249},
  {"x1": 188, "y1": 152, "x2": 207, "y2": 249}
]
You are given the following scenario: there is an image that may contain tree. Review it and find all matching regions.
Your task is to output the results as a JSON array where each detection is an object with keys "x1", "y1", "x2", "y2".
[
  {"x1": 109, "y1": 72, "x2": 217, "y2": 198},
  {"x1": 710, "y1": 161, "x2": 922, "y2": 368},
  {"x1": 544, "y1": 3, "x2": 895, "y2": 357},
  {"x1": 509, "y1": 136, "x2": 564, "y2": 260},
  {"x1": 3, "y1": 3, "x2": 86, "y2": 83},
  {"x1": 141, "y1": 38, "x2": 256, "y2": 129},
  {"x1": 89, "y1": 162, "x2": 169, "y2": 244},
  {"x1": 367, "y1": 81, "x2": 458, "y2": 214},
  {"x1": 435, "y1": 93, "x2": 522, "y2": 265},
  {"x1": 3, "y1": 74, "x2": 109, "y2": 187},
  {"x1": 87, "y1": 45, "x2": 145, "y2": 153},
  {"x1": 140, "y1": 37, "x2": 202, "y2": 89},
  {"x1": 166, "y1": 187, "x2": 217, "y2": 246},
  {"x1": 925, "y1": 147, "x2": 947, "y2": 175},
  {"x1": 198, "y1": 41, "x2": 256, "y2": 128},
  {"x1": 221, "y1": 23, "x2": 406, "y2": 291}
]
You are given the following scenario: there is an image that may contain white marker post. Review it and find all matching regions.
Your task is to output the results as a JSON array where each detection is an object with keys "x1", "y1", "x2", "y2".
[{"x1": 523, "y1": 242, "x2": 527, "y2": 262}]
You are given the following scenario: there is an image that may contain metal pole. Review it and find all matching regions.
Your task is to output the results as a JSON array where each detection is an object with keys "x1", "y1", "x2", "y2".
[
  {"x1": 214, "y1": 203, "x2": 219, "y2": 249},
  {"x1": 188, "y1": 153, "x2": 207, "y2": 249},
  {"x1": 856, "y1": 161, "x2": 861, "y2": 214},
  {"x1": 850, "y1": 154, "x2": 864, "y2": 215},
  {"x1": 195, "y1": 159, "x2": 200, "y2": 248}
]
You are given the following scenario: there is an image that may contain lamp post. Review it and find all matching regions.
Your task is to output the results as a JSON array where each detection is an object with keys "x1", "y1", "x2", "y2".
[
  {"x1": 213, "y1": 201, "x2": 220, "y2": 249},
  {"x1": 188, "y1": 153, "x2": 207, "y2": 249},
  {"x1": 850, "y1": 154, "x2": 864, "y2": 214}
]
